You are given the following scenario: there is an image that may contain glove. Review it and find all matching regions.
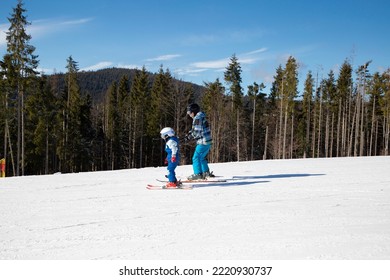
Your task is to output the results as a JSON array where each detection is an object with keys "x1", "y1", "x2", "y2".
[
  {"x1": 171, "y1": 156, "x2": 176, "y2": 163},
  {"x1": 164, "y1": 158, "x2": 168, "y2": 165},
  {"x1": 184, "y1": 132, "x2": 193, "y2": 141}
]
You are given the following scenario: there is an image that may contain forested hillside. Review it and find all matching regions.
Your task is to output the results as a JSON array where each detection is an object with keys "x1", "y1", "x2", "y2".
[
  {"x1": 50, "y1": 68, "x2": 205, "y2": 103},
  {"x1": 1, "y1": 1, "x2": 390, "y2": 177}
]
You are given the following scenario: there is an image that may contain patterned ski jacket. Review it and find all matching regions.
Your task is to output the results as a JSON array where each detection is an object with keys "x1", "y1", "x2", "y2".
[{"x1": 190, "y1": 112, "x2": 212, "y2": 145}]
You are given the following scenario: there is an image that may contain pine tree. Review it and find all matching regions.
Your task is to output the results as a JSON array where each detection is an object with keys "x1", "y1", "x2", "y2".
[
  {"x1": 107, "y1": 82, "x2": 120, "y2": 170},
  {"x1": 224, "y1": 54, "x2": 243, "y2": 161},
  {"x1": 323, "y1": 70, "x2": 337, "y2": 157},
  {"x1": 202, "y1": 79, "x2": 226, "y2": 162},
  {"x1": 78, "y1": 93, "x2": 95, "y2": 171},
  {"x1": 355, "y1": 61, "x2": 372, "y2": 156},
  {"x1": 4, "y1": 0, "x2": 39, "y2": 175},
  {"x1": 269, "y1": 65, "x2": 284, "y2": 159},
  {"x1": 0, "y1": 56, "x2": 15, "y2": 175},
  {"x1": 147, "y1": 65, "x2": 174, "y2": 166},
  {"x1": 130, "y1": 66, "x2": 150, "y2": 168},
  {"x1": 58, "y1": 56, "x2": 83, "y2": 172},
  {"x1": 368, "y1": 72, "x2": 384, "y2": 156},
  {"x1": 380, "y1": 69, "x2": 390, "y2": 155},
  {"x1": 336, "y1": 60, "x2": 353, "y2": 156},
  {"x1": 25, "y1": 75, "x2": 57, "y2": 174},
  {"x1": 247, "y1": 82, "x2": 266, "y2": 160},
  {"x1": 117, "y1": 75, "x2": 130, "y2": 168},
  {"x1": 301, "y1": 71, "x2": 314, "y2": 158},
  {"x1": 283, "y1": 56, "x2": 299, "y2": 158}
]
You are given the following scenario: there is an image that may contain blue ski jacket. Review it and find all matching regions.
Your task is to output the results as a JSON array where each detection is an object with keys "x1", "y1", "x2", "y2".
[{"x1": 165, "y1": 136, "x2": 180, "y2": 162}]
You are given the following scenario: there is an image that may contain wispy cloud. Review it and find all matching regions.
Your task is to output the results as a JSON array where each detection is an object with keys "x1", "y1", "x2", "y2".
[
  {"x1": 1, "y1": 17, "x2": 92, "y2": 48},
  {"x1": 191, "y1": 58, "x2": 230, "y2": 69},
  {"x1": 60, "y1": 18, "x2": 93, "y2": 26},
  {"x1": 189, "y1": 47, "x2": 269, "y2": 71},
  {"x1": 172, "y1": 47, "x2": 271, "y2": 83},
  {"x1": 117, "y1": 63, "x2": 142, "y2": 69},
  {"x1": 243, "y1": 48, "x2": 268, "y2": 56},
  {"x1": 174, "y1": 67, "x2": 209, "y2": 77},
  {"x1": 81, "y1": 61, "x2": 113, "y2": 71},
  {"x1": 28, "y1": 17, "x2": 93, "y2": 38},
  {"x1": 146, "y1": 54, "x2": 182, "y2": 62}
]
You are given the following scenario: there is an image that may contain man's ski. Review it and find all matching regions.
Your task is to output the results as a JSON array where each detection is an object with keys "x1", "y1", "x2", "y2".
[
  {"x1": 156, "y1": 178, "x2": 227, "y2": 183},
  {"x1": 147, "y1": 184, "x2": 193, "y2": 190}
]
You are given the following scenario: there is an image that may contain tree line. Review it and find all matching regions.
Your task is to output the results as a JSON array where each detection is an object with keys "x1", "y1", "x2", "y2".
[{"x1": 1, "y1": 1, "x2": 390, "y2": 177}]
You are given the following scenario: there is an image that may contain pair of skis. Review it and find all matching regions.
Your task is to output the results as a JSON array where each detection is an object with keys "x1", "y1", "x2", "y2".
[{"x1": 146, "y1": 178, "x2": 227, "y2": 190}]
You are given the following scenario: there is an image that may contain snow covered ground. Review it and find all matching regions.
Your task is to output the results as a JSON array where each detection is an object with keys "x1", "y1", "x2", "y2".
[{"x1": 1, "y1": 156, "x2": 390, "y2": 261}]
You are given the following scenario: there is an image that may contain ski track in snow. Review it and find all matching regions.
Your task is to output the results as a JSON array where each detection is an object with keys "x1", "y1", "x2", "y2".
[{"x1": 0, "y1": 156, "x2": 390, "y2": 260}]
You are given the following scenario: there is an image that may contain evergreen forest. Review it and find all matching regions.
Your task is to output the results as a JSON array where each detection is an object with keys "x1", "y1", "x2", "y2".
[{"x1": 1, "y1": 1, "x2": 390, "y2": 177}]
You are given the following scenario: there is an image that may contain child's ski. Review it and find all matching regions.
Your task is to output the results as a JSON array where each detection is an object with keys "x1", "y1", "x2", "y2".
[{"x1": 147, "y1": 184, "x2": 193, "y2": 190}]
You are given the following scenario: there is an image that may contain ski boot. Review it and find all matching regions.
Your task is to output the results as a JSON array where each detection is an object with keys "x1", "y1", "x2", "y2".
[
  {"x1": 187, "y1": 173, "x2": 204, "y2": 181},
  {"x1": 165, "y1": 182, "x2": 177, "y2": 189},
  {"x1": 165, "y1": 180, "x2": 183, "y2": 189},
  {"x1": 203, "y1": 171, "x2": 215, "y2": 178}
]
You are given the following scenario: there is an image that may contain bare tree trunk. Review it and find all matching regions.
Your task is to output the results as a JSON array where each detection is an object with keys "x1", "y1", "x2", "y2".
[
  {"x1": 5, "y1": 119, "x2": 16, "y2": 176},
  {"x1": 385, "y1": 112, "x2": 390, "y2": 155},
  {"x1": 341, "y1": 109, "x2": 346, "y2": 156},
  {"x1": 236, "y1": 111, "x2": 240, "y2": 161},
  {"x1": 283, "y1": 108, "x2": 288, "y2": 159},
  {"x1": 278, "y1": 98, "x2": 283, "y2": 159},
  {"x1": 325, "y1": 106, "x2": 329, "y2": 157},
  {"x1": 359, "y1": 97, "x2": 365, "y2": 156},
  {"x1": 17, "y1": 85, "x2": 21, "y2": 176},
  {"x1": 131, "y1": 114, "x2": 136, "y2": 169},
  {"x1": 3, "y1": 93, "x2": 8, "y2": 168},
  {"x1": 374, "y1": 119, "x2": 378, "y2": 155},
  {"x1": 304, "y1": 98, "x2": 311, "y2": 158},
  {"x1": 139, "y1": 116, "x2": 144, "y2": 168},
  {"x1": 251, "y1": 98, "x2": 256, "y2": 161},
  {"x1": 311, "y1": 105, "x2": 317, "y2": 158},
  {"x1": 349, "y1": 98, "x2": 357, "y2": 157},
  {"x1": 21, "y1": 89, "x2": 25, "y2": 175},
  {"x1": 369, "y1": 96, "x2": 376, "y2": 156},
  {"x1": 317, "y1": 91, "x2": 323, "y2": 158},
  {"x1": 290, "y1": 113, "x2": 294, "y2": 159},
  {"x1": 45, "y1": 123, "x2": 49, "y2": 174},
  {"x1": 263, "y1": 125, "x2": 268, "y2": 160},
  {"x1": 330, "y1": 112, "x2": 335, "y2": 157},
  {"x1": 336, "y1": 102, "x2": 342, "y2": 157},
  {"x1": 354, "y1": 93, "x2": 361, "y2": 156}
]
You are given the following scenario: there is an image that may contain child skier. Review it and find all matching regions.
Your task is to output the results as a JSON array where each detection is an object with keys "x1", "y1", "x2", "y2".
[{"x1": 160, "y1": 127, "x2": 181, "y2": 188}]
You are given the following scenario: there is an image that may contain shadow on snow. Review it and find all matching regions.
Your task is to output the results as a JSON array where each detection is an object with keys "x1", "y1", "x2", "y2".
[
  {"x1": 232, "y1": 173, "x2": 325, "y2": 180},
  {"x1": 192, "y1": 180, "x2": 269, "y2": 188},
  {"x1": 192, "y1": 173, "x2": 325, "y2": 189}
]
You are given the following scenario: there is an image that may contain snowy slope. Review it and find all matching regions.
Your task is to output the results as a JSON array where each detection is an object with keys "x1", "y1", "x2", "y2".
[{"x1": 0, "y1": 156, "x2": 390, "y2": 260}]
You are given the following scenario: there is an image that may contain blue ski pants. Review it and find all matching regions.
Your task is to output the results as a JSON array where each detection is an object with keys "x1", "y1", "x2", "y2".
[
  {"x1": 192, "y1": 144, "x2": 211, "y2": 175},
  {"x1": 167, "y1": 161, "x2": 178, "y2": 182}
]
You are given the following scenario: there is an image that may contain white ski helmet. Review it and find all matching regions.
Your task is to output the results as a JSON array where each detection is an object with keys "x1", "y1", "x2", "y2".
[{"x1": 160, "y1": 127, "x2": 175, "y2": 139}]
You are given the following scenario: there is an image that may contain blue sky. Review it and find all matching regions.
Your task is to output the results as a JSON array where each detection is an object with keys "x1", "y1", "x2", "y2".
[{"x1": 1, "y1": 0, "x2": 389, "y2": 95}]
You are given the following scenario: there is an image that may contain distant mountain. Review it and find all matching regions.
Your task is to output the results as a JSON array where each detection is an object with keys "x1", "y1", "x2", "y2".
[{"x1": 48, "y1": 67, "x2": 205, "y2": 102}]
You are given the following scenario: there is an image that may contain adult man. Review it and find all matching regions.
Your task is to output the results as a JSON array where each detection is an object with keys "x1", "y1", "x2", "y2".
[{"x1": 186, "y1": 103, "x2": 214, "y2": 180}]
